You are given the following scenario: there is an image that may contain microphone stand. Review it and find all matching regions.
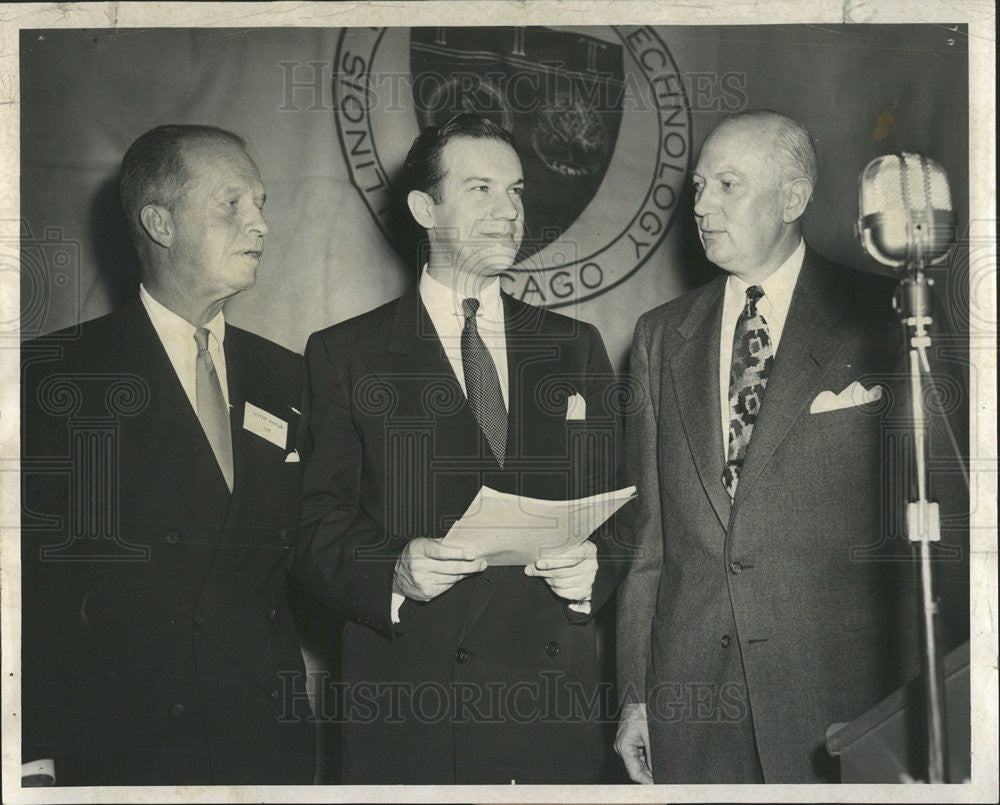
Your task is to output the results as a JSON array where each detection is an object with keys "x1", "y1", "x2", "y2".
[{"x1": 893, "y1": 243, "x2": 948, "y2": 783}]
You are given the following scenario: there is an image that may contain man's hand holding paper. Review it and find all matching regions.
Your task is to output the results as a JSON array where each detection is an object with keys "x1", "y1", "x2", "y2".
[
  {"x1": 393, "y1": 538, "x2": 486, "y2": 601},
  {"x1": 524, "y1": 538, "x2": 598, "y2": 605}
]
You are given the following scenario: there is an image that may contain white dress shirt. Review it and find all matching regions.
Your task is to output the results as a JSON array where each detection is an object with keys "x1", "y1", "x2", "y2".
[
  {"x1": 139, "y1": 283, "x2": 229, "y2": 411},
  {"x1": 418, "y1": 267, "x2": 510, "y2": 407},
  {"x1": 718, "y1": 238, "x2": 804, "y2": 458}
]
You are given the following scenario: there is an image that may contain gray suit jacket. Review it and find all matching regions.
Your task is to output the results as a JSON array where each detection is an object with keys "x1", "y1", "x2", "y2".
[{"x1": 616, "y1": 248, "x2": 968, "y2": 782}]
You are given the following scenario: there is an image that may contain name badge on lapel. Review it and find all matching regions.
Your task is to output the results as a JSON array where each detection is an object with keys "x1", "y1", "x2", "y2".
[{"x1": 243, "y1": 401, "x2": 288, "y2": 449}]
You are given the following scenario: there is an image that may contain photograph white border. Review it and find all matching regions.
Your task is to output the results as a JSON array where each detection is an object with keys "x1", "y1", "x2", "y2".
[{"x1": 1, "y1": 2, "x2": 995, "y2": 803}]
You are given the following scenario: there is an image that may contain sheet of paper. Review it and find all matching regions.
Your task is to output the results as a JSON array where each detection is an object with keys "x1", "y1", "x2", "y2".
[{"x1": 442, "y1": 485, "x2": 637, "y2": 566}]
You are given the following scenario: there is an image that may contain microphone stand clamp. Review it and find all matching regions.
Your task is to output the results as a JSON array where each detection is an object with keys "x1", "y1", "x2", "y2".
[{"x1": 892, "y1": 241, "x2": 948, "y2": 784}]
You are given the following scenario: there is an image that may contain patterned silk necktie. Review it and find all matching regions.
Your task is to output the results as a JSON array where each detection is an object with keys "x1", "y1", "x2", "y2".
[
  {"x1": 461, "y1": 298, "x2": 507, "y2": 467},
  {"x1": 723, "y1": 285, "x2": 773, "y2": 498},
  {"x1": 194, "y1": 327, "x2": 234, "y2": 491}
]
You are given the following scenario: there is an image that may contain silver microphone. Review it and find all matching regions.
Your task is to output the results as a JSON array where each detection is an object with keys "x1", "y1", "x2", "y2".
[
  {"x1": 856, "y1": 152, "x2": 956, "y2": 273},
  {"x1": 857, "y1": 155, "x2": 963, "y2": 786}
]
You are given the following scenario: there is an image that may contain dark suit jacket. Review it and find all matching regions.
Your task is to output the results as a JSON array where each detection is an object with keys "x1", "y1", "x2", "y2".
[
  {"x1": 297, "y1": 287, "x2": 630, "y2": 784},
  {"x1": 20, "y1": 296, "x2": 315, "y2": 785},
  {"x1": 617, "y1": 248, "x2": 969, "y2": 783}
]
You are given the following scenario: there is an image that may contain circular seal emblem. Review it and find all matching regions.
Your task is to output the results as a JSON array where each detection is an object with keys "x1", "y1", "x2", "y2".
[{"x1": 334, "y1": 25, "x2": 691, "y2": 308}]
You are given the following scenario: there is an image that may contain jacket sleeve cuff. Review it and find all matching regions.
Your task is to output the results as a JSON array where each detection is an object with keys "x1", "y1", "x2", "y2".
[{"x1": 390, "y1": 592, "x2": 405, "y2": 624}]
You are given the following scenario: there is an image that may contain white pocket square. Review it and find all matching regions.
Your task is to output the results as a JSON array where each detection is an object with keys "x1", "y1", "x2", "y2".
[
  {"x1": 566, "y1": 392, "x2": 586, "y2": 420},
  {"x1": 284, "y1": 450, "x2": 300, "y2": 463},
  {"x1": 810, "y1": 381, "x2": 882, "y2": 414}
]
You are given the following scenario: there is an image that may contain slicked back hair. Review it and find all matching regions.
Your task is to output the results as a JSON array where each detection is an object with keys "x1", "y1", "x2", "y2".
[
  {"x1": 119, "y1": 124, "x2": 246, "y2": 251},
  {"x1": 718, "y1": 109, "x2": 817, "y2": 194},
  {"x1": 401, "y1": 113, "x2": 517, "y2": 203}
]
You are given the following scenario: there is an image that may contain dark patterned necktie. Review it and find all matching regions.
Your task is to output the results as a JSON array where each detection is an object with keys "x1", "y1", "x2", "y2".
[
  {"x1": 461, "y1": 298, "x2": 507, "y2": 467},
  {"x1": 723, "y1": 285, "x2": 773, "y2": 498},
  {"x1": 194, "y1": 327, "x2": 234, "y2": 491}
]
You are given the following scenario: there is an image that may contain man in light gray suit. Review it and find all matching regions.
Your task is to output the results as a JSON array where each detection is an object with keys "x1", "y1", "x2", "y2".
[{"x1": 614, "y1": 110, "x2": 968, "y2": 783}]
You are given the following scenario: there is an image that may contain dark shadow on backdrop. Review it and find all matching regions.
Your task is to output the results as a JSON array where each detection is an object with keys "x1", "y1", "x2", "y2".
[
  {"x1": 383, "y1": 161, "x2": 427, "y2": 281},
  {"x1": 672, "y1": 181, "x2": 721, "y2": 292},
  {"x1": 89, "y1": 174, "x2": 141, "y2": 309}
]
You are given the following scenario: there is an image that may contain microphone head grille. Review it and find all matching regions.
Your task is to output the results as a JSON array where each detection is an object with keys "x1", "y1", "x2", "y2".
[
  {"x1": 902, "y1": 152, "x2": 929, "y2": 209},
  {"x1": 927, "y1": 161, "x2": 953, "y2": 210},
  {"x1": 857, "y1": 152, "x2": 955, "y2": 271},
  {"x1": 867, "y1": 155, "x2": 904, "y2": 215}
]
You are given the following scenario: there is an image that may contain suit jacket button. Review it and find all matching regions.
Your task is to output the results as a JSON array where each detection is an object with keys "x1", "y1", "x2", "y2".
[
  {"x1": 164, "y1": 530, "x2": 180, "y2": 545},
  {"x1": 269, "y1": 687, "x2": 280, "y2": 700},
  {"x1": 455, "y1": 647, "x2": 469, "y2": 664},
  {"x1": 169, "y1": 703, "x2": 185, "y2": 718},
  {"x1": 546, "y1": 641, "x2": 561, "y2": 657},
  {"x1": 267, "y1": 606, "x2": 277, "y2": 620},
  {"x1": 720, "y1": 634, "x2": 731, "y2": 648},
  {"x1": 194, "y1": 613, "x2": 206, "y2": 628},
  {"x1": 729, "y1": 561, "x2": 744, "y2": 575}
]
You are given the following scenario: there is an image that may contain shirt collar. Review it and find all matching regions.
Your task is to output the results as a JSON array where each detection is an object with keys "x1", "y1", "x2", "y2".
[
  {"x1": 725, "y1": 238, "x2": 805, "y2": 316},
  {"x1": 418, "y1": 266, "x2": 504, "y2": 328},
  {"x1": 139, "y1": 283, "x2": 226, "y2": 348}
]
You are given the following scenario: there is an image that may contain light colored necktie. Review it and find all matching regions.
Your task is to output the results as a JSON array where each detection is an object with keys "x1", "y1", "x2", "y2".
[
  {"x1": 461, "y1": 298, "x2": 507, "y2": 467},
  {"x1": 194, "y1": 327, "x2": 234, "y2": 491},
  {"x1": 722, "y1": 285, "x2": 773, "y2": 498}
]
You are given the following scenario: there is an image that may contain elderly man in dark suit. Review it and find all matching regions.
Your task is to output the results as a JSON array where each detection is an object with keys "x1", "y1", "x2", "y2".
[
  {"x1": 615, "y1": 110, "x2": 968, "y2": 783},
  {"x1": 21, "y1": 124, "x2": 315, "y2": 785},
  {"x1": 296, "y1": 113, "x2": 629, "y2": 784}
]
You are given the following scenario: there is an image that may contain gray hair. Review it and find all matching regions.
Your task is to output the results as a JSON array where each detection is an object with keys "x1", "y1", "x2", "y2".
[{"x1": 719, "y1": 109, "x2": 817, "y2": 192}]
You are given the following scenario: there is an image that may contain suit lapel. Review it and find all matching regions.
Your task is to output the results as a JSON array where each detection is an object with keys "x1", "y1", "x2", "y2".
[
  {"x1": 224, "y1": 326, "x2": 283, "y2": 506},
  {"x1": 731, "y1": 249, "x2": 848, "y2": 511},
  {"x1": 225, "y1": 330, "x2": 249, "y2": 501},
  {"x1": 669, "y1": 276, "x2": 731, "y2": 530},
  {"x1": 367, "y1": 287, "x2": 507, "y2": 643},
  {"x1": 362, "y1": 287, "x2": 499, "y2": 470},
  {"x1": 118, "y1": 298, "x2": 232, "y2": 528},
  {"x1": 367, "y1": 287, "x2": 476, "y2": 425},
  {"x1": 502, "y1": 294, "x2": 561, "y2": 466},
  {"x1": 200, "y1": 328, "x2": 278, "y2": 598}
]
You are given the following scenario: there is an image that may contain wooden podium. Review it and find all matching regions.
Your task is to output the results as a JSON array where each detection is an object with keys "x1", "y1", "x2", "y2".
[{"x1": 825, "y1": 642, "x2": 970, "y2": 782}]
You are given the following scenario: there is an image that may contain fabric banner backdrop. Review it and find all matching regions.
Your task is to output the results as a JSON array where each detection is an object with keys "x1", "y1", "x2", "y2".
[
  {"x1": 20, "y1": 24, "x2": 969, "y2": 371},
  {"x1": 17, "y1": 23, "x2": 972, "y2": 783}
]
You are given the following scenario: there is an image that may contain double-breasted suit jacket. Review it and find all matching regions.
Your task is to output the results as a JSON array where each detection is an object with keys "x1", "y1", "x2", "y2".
[
  {"x1": 297, "y1": 287, "x2": 630, "y2": 784},
  {"x1": 21, "y1": 296, "x2": 315, "y2": 785},
  {"x1": 617, "y1": 248, "x2": 969, "y2": 782}
]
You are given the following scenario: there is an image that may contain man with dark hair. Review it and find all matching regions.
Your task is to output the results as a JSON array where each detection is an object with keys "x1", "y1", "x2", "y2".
[
  {"x1": 297, "y1": 113, "x2": 630, "y2": 783},
  {"x1": 21, "y1": 124, "x2": 315, "y2": 785},
  {"x1": 615, "y1": 110, "x2": 968, "y2": 783},
  {"x1": 401, "y1": 113, "x2": 516, "y2": 201}
]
